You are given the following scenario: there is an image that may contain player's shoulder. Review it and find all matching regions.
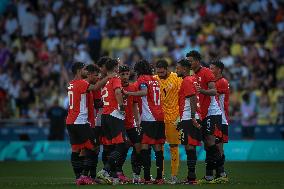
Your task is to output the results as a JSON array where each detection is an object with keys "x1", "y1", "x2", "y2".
[
  {"x1": 138, "y1": 75, "x2": 153, "y2": 82},
  {"x1": 69, "y1": 79, "x2": 89, "y2": 86},
  {"x1": 126, "y1": 83, "x2": 138, "y2": 91},
  {"x1": 109, "y1": 76, "x2": 121, "y2": 83},
  {"x1": 168, "y1": 72, "x2": 178, "y2": 80},
  {"x1": 217, "y1": 77, "x2": 229, "y2": 85},
  {"x1": 153, "y1": 75, "x2": 159, "y2": 80},
  {"x1": 184, "y1": 75, "x2": 195, "y2": 82}
]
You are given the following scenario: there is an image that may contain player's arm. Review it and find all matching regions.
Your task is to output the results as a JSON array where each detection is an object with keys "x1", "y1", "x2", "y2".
[
  {"x1": 87, "y1": 74, "x2": 116, "y2": 92},
  {"x1": 115, "y1": 88, "x2": 125, "y2": 114},
  {"x1": 125, "y1": 84, "x2": 147, "y2": 96},
  {"x1": 133, "y1": 102, "x2": 140, "y2": 127},
  {"x1": 197, "y1": 81, "x2": 217, "y2": 96},
  {"x1": 189, "y1": 95, "x2": 201, "y2": 129}
]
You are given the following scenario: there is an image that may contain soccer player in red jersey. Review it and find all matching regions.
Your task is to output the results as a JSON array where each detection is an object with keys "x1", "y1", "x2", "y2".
[
  {"x1": 82, "y1": 64, "x2": 101, "y2": 182},
  {"x1": 66, "y1": 62, "x2": 113, "y2": 185},
  {"x1": 118, "y1": 65, "x2": 142, "y2": 183},
  {"x1": 186, "y1": 50, "x2": 223, "y2": 183},
  {"x1": 176, "y1": 59, "x2": 202, "y2": 184},
  {"x1": 96, "y1": 56, "x2": 111, "y2": 167},
  {"x1": 124, "y1": 60, "x2": 165, "y2": 184},
  {"x1": 96, "y1": 58, "x2": 127, "y2": 184},
  {"x1": 210, "y1": 60, "x2": 230, "y2": 182}
]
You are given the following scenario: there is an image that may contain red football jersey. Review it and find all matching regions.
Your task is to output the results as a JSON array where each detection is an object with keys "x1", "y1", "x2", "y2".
[
  {"x1": 193, "y1": 67, "x2": 222, "y2": 120},
  {"x1": 87, "y1": 91, "x2": 95, "y2": 128},
  {"x1": 92, "y1": 89, "x2": 102, "y2": 102},
  {"x1": 66, "y1": 79, "x2": 90, "y2": 125},
  {"x1": 178, "y1": 76, "x2": 201, "y2": 120},
  {"x1": 215, "y1": 77, "x2": 230, "y2": 125},
  {"x1": 101, "y1": 77, "x2": 124, "y2": 120},
  {"x1": 123, "y1": 83, "x2": 139, "y2": 129},
  {"x1": 137, "y1": 75, "x2": 164, "y2": 121}
]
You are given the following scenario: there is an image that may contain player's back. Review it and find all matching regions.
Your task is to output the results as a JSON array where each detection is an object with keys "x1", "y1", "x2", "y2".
[
  {"x1": 194, "y1": 67, "x2": 221, "y2": 119},
  {"x1": 179, "y1": 75, "x2": 201, "y2": 120},
  {"x1": 137, "y1": 75, "x2": 164, "y2": 121},
  {"x1": 215, "y1": 77, "x2": 230, "y2": 124},
  {"x1": 66, "y1": 79, "x2": 90, "y2": 125},
  {"x1": 101, "y1": 76, "x2": 124, "y2": 120}
]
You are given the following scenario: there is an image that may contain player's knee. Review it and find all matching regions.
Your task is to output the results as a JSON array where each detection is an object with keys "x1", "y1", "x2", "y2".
[
  {"x1": 141, "y1": 144, "x2": 149, "y2": 150},
  {"x1": 154, "y1": 144, "x2": 163, "y2": 151},
  {"x1": 134, "y1": 144, "x2": 141, "y2": 153},
  {"x1": 185, "y1": 145, "x2": 196, "y2": 151}
]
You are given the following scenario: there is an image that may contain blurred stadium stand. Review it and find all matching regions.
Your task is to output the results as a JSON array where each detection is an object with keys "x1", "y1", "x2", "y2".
[{"x1": 0, "y1": 0, "x2": 283, "y2": 142}]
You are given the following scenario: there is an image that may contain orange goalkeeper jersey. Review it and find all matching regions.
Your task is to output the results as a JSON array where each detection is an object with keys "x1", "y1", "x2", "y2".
[{"x1": 155, "y1": 72, "x2": 182, "y2": 122}]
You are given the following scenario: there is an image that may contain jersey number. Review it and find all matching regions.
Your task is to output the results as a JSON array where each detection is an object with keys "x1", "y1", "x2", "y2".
[
  {"x1": 101, "y1": 87, "x2": 109, "y2": 105},
  {"x1": 68, "y1": 91, "x2": 74, "y2": 109},
  {"x1": 153, "y1": 86, "x2": 160, "y2": 105}
]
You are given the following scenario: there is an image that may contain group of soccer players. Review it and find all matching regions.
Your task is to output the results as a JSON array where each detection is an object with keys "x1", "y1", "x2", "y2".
[{"x1": 65, "y1": 50, "x2": 230, "y2": 185}]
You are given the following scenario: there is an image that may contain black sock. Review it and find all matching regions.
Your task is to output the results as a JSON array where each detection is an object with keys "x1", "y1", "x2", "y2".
[
  {"x1": 141, "y1": 149, "x2": 151, "y2": 181},
  {"x1": 104, "y1": 143, "x2": 125, "y2": 174},
  {"x1": 131, "y1": 148, "x2": 142, "y2": 175},
  {"x1": 83, "y1": 150, "x2": 98, "y2": 178},
  {"x1": 217, "y1": 154, "x2": 226, "y2": 176},
  {"x1": 205, "y1": 147, "x2": 214, "y2": 177},
  {"x1": 71, "y1": 152, "x2": 84, "y2": 179},
  {"x1": 116, "y1": 146, "x2": 129, "y2": 173},
  {"x1": 207, "y1": 145, "x2": 223, "y2": 177},
  {"x1": 102, "y1": 145, "x2": 113, "y2": 167},
  {"x1": 155, "y1": 150, "x2": 164, "y2": 179},
  {"x1": 186, "y1": 149, "x2": 197, "y2": 180}
]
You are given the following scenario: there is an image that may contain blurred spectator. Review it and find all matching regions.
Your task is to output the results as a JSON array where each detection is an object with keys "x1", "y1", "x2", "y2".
[
  {"x1": 0, "y1": 41, "x2": 10, "y2": 67},
  {"x1": 73, "y1": 44, "x2": 93, "y2": 65},
  {"x1": 4, "y1": 12, "x2": 19, "y2": 36},
  {"x1": 20, "y1": 7, "x2": 39, "y2": 37},
  {"x1": 47, "y1": 100, "x2": 67, "y2": 140},
  {"x1": 84, "y1": 19, "x2": 102, "y2": 61},
  {"x1": 257, "y1": 88, "x2": 272, "y2": 125},
  {"x1": 241, "y1": 92, "x2": 257, "y2": 139},
  {"x1": 142, "y1": 6, "x2": 157, "y2": 45},
  {"x1": 276, "y1": 95, "x2": 284, "y2": 125}
]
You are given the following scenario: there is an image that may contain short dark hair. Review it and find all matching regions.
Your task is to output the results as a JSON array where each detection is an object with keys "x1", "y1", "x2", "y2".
[
  {"x1": 119, "y1": 65, "x2": 130, "y2": 73},
  {"x1": 134, "y1": 59, "x2": 153, "y2": 76},
  {"x1": 71, "y1": 62, "x2": 85, "y2": 75},
  {"x1": 156, "y1": 59, "x2": 168, "y2": 69},
  {"x1": 97, "y1": 56, "x2": 111, "y2": 67},
  {"x1": 186, "y1": 50, "x2": 202, "y2": 62},
  {"x1": 177, "y1": 59, "x2": 191, "y2": 68},
  {"x1": 211, "y1": 60, "x2": 224, "y2": 72},
  {"x1": 105, "y1": 58, "x2": 118, "y2": 71},
  {"x1": 85, "y1": 64, "x2": 100, "y2": 73}
]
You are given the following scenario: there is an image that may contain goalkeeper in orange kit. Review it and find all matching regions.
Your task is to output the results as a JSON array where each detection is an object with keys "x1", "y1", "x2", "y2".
[{"x1": 155, "y1": 59, "x2": 182, "y2": 184}]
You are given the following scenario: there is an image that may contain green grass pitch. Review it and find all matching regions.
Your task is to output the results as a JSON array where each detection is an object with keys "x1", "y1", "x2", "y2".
[{"x1": 0, "y1": 161, "x2": 283, "y2": 189}]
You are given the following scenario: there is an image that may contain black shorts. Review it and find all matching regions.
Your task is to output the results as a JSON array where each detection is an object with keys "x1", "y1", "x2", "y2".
[
  {"x1": 92, "y1": 126, "x2": 102, "y2": 145},
  {"x1": 180, "y1": 120, "x2": 202, "y2": 146},
  {"x1": 201, "y1": 115, "x2": 222, "y2": 136},
  {"x1": 67, "y1": 124, "x2": 95, "y2": 151},
  {"x1": 101, "y1": 114, "x2": 126, "y2": 145},
  {"x1": 215, "y1": 124, "x2": 229, "y2": 143},
  {"x1": 126, "y1": 127, "x2": 141, "y2": 145},
  {"x1": 140, "y1": 121, "x2": 165, "y2": 144}
]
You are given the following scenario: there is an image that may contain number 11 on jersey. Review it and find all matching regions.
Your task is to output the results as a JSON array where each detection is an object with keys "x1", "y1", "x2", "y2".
[{"x1": 153, "y1": 86, "x2": 160, "y2": 105}]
